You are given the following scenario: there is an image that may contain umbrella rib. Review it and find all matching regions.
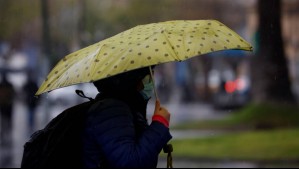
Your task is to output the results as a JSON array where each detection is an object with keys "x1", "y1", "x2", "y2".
[{"x1": 161, "y1": 30, "x2": 182, "y2": 62}]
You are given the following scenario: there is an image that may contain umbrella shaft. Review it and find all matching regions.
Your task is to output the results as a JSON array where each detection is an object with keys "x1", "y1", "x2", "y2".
[{"x1": 149, "y1": 66, "x2": 158, "y2": 101}]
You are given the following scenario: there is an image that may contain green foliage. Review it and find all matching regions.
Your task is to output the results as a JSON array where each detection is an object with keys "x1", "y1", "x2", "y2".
[
  {"x1": 229, "y1": 103, "x2": 299, "y2": 129},
  {"x1": 173, "y1": 103, "x2": 299, "y2": 130},
  {"x1": 0, "y1": 0, "x2": 40, "y2": 40},
  {"x1": 167, "y1": 129, "x2": 299, "y2": 161}
]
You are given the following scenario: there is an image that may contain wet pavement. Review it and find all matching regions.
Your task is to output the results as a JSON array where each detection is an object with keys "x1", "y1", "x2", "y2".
[
  {"x1": 0, "y1": 99, "x2": 230, "y2": 168},
  {"x1": 4, "y1": 98, "x2": 292, "y2": 168},
  {"x1": 2, "y1": 99, "x2": 299, "y2": 168}
]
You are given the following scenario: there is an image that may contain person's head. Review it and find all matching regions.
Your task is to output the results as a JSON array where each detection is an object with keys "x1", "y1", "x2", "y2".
[{"x1": 93, "y1": 67, "x2": 154, "y2": 96}]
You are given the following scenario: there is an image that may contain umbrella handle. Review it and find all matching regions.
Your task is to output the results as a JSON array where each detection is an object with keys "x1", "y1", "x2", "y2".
[{"x1": 149, "y1": 66, "x2": 159, "y2": 101}]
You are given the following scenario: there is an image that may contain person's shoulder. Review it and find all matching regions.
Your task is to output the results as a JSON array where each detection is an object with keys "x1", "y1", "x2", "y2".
[
  {"x1": 86, "y1": 98, "x2": 132, "y2": 125},
  {"x1": 89, "y1": 98, "x2": 131, "y2": 116},
  {"x1": 95, "y1": 98, "x2": 129, "y2": 109}
]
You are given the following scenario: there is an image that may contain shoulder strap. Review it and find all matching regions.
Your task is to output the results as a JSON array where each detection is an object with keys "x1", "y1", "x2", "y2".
[{"x1": 76, "y1": 90, "x2": 94, "y2": 101}]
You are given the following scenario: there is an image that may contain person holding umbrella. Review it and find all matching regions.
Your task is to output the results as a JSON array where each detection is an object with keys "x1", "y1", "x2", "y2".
[
  {"x1": 33, "y1": 20, "x2": 252, "y2": 168},
  {"x1": 82, "y1": 67, "x2": 172, "y2": 168}
]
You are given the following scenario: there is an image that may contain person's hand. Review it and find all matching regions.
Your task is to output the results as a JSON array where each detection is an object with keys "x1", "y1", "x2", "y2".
[{"x1": 154, "y1": 100, "x2": 170, "y2": 122}]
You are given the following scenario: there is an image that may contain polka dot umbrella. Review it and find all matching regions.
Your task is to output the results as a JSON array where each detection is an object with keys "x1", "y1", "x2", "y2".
[{"x1": 36, "y1": 20, "x2": 253, "y2": 96}]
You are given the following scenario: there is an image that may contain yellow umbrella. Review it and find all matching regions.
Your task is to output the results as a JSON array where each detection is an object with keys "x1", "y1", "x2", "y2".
[{"x1": 36, "y1": 20, "x2": 252, "y2": 96}]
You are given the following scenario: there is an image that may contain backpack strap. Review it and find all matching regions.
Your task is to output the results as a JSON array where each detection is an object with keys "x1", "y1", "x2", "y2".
[{"x1": 76, "y1": 90, "x2": 94, "y2": 101}]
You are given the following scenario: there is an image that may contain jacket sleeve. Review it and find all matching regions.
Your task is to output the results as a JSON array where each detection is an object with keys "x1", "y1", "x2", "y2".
[{"x1": 83, "y1": 100, "x2": 172, "y2": 168}]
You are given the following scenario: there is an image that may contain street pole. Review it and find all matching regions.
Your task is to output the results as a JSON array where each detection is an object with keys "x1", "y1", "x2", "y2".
[{"x1": 40, "y1": 0, "x2": 52, "y2": 124}]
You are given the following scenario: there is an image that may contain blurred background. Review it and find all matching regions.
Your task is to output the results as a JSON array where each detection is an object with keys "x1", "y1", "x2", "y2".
[{"x1": 0, "y1": 0, "x2": 299, "y2": 168}]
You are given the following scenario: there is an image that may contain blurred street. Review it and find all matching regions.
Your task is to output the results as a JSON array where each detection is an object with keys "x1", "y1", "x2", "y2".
[{"x1": 0, "y1": 97, "x2": 230, "y2": 168}]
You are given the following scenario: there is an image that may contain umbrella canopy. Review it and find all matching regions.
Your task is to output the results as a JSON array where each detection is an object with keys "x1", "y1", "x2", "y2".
[{"x1": 36, "y1": 20, "x2": 252, "y2": 95}]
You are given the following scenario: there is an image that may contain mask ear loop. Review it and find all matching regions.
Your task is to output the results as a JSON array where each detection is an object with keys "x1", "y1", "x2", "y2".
[{"x1": 149, "y1": 66, "x2": 159, "y2": 101}]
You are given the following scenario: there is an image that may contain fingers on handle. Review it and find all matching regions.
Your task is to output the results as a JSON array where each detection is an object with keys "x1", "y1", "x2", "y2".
[{"x1": 155, "y1": 100, "x2": 161, "y2": 111}]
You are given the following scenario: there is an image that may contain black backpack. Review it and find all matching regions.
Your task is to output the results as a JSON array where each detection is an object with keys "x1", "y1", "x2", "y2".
[{"x1": 21, "y1": 91, "x2": 98, "y2": 168}]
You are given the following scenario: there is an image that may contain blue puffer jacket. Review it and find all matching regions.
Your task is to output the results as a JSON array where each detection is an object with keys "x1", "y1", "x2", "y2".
[{"x1": 82, "y1": 92, "x2": 172, "y2": 168}]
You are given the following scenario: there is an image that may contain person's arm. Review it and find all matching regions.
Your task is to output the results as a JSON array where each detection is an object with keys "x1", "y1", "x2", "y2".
[{"x1": 84, "y1": 100, "x2": 172, "y2": 168}]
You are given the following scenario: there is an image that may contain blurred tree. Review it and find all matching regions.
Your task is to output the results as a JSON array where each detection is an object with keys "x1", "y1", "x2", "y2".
[
  {"x1": 41, "y1": 0, "x2": 53, "y2": 62},
  {"x1": 0, "y1": 0, "x2": 40, "y2": 41},
  {"x1": 251, "y1": 0, "x2": 296, "y2": 104},
  {"x1": 0, "y1": 0, "x2": 41, "y2": 55}
]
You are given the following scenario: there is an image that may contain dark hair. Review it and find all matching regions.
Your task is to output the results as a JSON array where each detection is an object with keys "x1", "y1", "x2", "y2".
[{"x1": 93, "y1": 67, "x2": 153, "y2": 93}]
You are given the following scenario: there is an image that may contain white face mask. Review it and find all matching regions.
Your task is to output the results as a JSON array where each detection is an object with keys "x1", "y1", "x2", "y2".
[{"x1": 140, "y1": 75, "x2": 154, "y2": 100}]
